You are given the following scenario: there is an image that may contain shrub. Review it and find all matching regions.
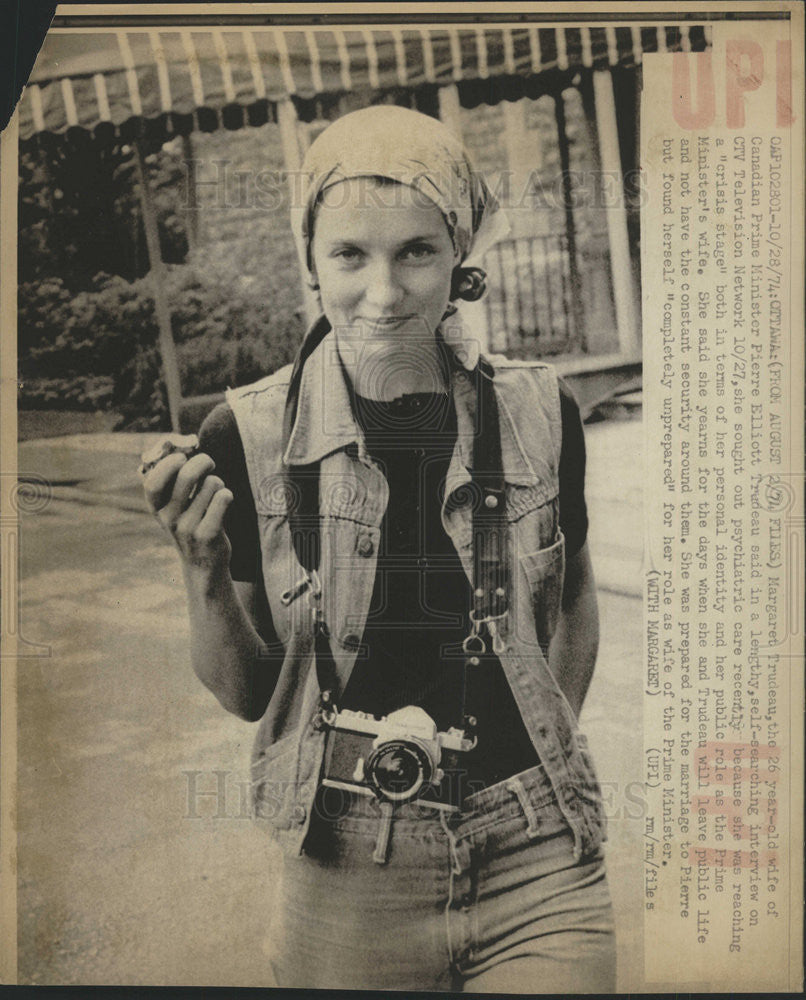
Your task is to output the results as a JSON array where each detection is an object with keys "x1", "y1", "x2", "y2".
[
  {"x1": 19, "y1": 128, "x2": 307, "y2": 429},
  {"x1": 18, "y1": 251, "x2": 306, "y2": 430}
]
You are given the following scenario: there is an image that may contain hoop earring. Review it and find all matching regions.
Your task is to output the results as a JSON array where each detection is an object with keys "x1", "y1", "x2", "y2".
[{"x1": 450, "y1": 266, "x2": 487, "y2": 303}]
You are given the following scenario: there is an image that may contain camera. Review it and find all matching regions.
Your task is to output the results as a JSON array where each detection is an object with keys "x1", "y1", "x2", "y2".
[{"x1": 321, "y1": 704, "x2": 476, "y2": 811}]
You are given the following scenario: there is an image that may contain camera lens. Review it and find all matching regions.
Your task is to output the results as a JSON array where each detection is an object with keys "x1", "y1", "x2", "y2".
[{"x1": 365, "y1": 740, "x2": 432, "y2": 802}]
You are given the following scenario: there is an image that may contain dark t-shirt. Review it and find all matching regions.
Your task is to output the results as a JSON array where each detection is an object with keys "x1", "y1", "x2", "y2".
[{"x1": 199, "y1": 375, "x2": 588, "y2": 790}]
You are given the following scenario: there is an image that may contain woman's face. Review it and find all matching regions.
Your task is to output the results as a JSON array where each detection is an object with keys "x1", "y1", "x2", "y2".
[{"x1": 310, "y1": 178, "x2": 457, "y2": 365}]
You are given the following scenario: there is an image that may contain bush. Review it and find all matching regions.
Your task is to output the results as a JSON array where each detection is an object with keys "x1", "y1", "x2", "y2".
[
  {"x1": 18, "y1": 249, "x2": 306, "y2": 430},
  {"x1": 18, "y1": 128, "x2": 307, "y2": 429}
]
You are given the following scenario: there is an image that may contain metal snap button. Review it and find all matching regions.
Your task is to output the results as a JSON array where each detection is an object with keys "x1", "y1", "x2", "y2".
[
  {"x1": 357, "y1": 535, "x2": 374, "y2": 557},
  {"x1": 291, "y1": 804, "x2": 307, "y2": 824},
  {"x1": 342, "y1": 631, "x2": 361, "y2": 650}
]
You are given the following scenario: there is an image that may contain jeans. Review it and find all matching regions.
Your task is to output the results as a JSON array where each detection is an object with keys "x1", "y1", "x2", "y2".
[{"x1": 271, "y1": 763, "x2": 616, "y2": 992}]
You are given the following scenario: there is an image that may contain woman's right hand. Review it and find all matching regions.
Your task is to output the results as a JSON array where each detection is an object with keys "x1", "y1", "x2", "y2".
[
  {"x1": 142, "y1": 448, "x2": 273, "y2": 720},
  {"x1": 142, "y1": 451, "x2": 234, "y2": 576}
]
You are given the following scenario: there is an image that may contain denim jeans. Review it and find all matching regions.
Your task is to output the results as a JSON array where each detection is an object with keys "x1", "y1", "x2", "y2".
[{"x1": 270, "y1": 763, "x2": 616, "y2": 993}]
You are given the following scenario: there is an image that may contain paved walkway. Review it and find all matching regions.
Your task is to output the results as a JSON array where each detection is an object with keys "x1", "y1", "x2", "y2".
[{"x1": 15, "y1": 414, "x2": 645, "y2": 988}]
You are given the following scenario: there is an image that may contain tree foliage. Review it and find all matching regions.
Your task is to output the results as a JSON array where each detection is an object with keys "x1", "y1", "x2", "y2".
[{"x1": 18, "y1": 133, "x2": 305, "y2": 430}]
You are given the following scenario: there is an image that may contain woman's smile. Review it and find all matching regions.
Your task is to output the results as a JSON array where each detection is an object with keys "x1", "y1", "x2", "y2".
[{"x1": 364, "y1": 314, "x2": 416, "y2": 327}]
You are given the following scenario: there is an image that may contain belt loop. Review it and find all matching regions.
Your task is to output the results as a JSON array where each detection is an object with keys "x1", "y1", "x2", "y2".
[
  {"x1": 571, "y1": 817, "x2": 585, "y2": 862},
  {"x1": 439, "y1": 810, "x2": 463, "y2": 875},
  {"x1": 506, "y1": 777, "x2": 541, "y2": 837},
  {"x1": 372, "y1": 801, "x2": 394, "y2": 865}
]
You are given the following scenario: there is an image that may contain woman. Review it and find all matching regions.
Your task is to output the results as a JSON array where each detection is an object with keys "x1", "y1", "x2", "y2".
[{"x1": 142, "y1": 105, "x2": 616, "y2": 992}]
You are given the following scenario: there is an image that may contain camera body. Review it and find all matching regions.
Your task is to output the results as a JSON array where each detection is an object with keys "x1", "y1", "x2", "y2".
[{"x1": 321, "y1": 705, "x2": 476, "y2": 811}]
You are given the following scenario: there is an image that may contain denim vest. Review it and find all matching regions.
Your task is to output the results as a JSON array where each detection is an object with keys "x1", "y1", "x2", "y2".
[{"x1": 227, "y1": 330, "x2": 606, "y2": 860}]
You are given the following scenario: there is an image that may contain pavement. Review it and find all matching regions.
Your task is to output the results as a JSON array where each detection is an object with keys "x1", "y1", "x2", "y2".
[{"x1": 14, "y1": 412, "x2": 646, "y2": 988}]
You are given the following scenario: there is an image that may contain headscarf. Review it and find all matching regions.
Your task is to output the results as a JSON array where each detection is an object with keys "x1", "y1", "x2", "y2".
[{"x1": 289, "y1": 104, "x2": 509, "y2": 308}]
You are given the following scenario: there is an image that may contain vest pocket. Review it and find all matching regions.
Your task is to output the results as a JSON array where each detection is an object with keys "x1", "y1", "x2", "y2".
[{"x1": 519, "y1": 531, "x2": 566, "y2": 650}]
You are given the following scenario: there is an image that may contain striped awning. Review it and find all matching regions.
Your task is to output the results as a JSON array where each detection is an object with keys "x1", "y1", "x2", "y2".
[{"x1": 18, "y1": 23, "x2": 711, "y2": 142}]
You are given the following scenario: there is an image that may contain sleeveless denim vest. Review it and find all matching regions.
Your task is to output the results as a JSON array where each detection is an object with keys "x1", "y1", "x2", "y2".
[{"x1": 227, "y1": 330, "x2": 606, "y2": 860}]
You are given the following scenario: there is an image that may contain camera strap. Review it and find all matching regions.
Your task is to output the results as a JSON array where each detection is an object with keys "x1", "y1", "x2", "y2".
[
  {"x1": 281, "y1": 316, "x2": 340, "y2": 706},
  {"x1": 281, "y1": 322, "x2": 509, "y2": 723},
  {"x1": 456, "y1": 356, "x2": 509, "y2": 737}
]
